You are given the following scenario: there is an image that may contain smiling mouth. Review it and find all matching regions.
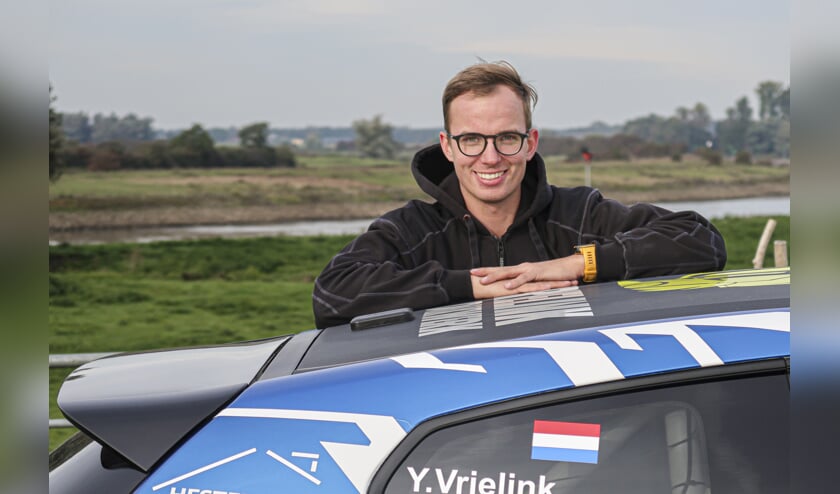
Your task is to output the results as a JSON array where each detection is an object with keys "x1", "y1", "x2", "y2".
[{"x1": 476, "y1": 171, "x2": 505, "y2": 180}]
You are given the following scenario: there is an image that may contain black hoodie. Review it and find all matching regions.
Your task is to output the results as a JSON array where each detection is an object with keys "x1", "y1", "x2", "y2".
[{"x1": 312, "y1": 144, "x2": 726, "y2": 328}]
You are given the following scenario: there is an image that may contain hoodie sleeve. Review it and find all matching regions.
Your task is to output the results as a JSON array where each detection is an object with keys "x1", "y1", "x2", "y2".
[
  {"x1": 570, "y1": 189, "x2": 727, "y2": 280},
  {"x1": 312, "y1": 216, "x2": 474, "y2": 328}
]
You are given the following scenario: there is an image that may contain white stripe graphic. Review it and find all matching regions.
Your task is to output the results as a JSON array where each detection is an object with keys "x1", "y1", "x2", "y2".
[
  {"x1": 390, "y1": 353, "x2": 486, "y2": 373},
  {"x1": 462, "y1": 340, "x2": 624, "y2": 386},
  {"x1": 267, "y1": 450, "x2": 321, "y2": 485},
  {"x1": 393, "y1": 313, "x2": 787, "y2": 385},
  {"x1": 391, "y1": 340, "x2": 623, "y2": 385},
  {"x1": 600, "y1": 311, "x2": 789, "y2": 367},
  {"x1": 151, "y1": 448, "x2": 257, "y2": 491},
  {"x1": 216, "y1": 408, "x2": 406, "y2": 494},
  {"x1": 532, "y1": 433, "x2": 599, "y2": 451},
  {"x1": 291, "y1": 451, "x2": 320, "y2": 459}
]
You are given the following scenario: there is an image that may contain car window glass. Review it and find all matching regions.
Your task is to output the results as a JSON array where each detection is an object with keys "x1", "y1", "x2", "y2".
[{"x1": 384, "y1": 373, "x2": 787, "y2": 494}]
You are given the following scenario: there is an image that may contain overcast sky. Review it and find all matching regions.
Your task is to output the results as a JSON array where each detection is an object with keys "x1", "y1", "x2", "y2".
[{"x1": 49, "y1": 0, "x2": 790, "y2": 130}]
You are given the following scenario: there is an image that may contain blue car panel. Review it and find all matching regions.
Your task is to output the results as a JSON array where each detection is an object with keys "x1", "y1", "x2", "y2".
[{"x1": 135, "y1": 308, "x2": 789, "y2": 494}]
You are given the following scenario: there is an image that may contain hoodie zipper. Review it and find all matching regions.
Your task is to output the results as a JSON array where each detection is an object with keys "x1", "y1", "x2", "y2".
[
  {"x1": 497, "y1": 238, "x2": 505, "y2": 266},
  {"x1": 465, "y1": 213, "x2": 506, "y2": 267}
]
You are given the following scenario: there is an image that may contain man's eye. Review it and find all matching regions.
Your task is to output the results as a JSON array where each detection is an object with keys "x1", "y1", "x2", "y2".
[
  {"x1": 461, "y1": 135, "x2": 483, "y2": 146},
  {"x1": 498, "y1": 133, "x2": 520, "y2": 144}
]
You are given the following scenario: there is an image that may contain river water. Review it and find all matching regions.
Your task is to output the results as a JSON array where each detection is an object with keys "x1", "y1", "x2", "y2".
[{"x1": 50, "y1": 196, "x2": 790, "y2": 245}]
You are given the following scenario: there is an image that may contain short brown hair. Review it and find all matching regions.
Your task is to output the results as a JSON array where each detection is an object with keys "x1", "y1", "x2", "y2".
[{"x1": 442, "y1": 61, "x2": 538, "y2": 133}]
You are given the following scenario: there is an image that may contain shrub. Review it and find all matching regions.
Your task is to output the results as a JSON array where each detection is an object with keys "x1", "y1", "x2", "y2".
[
  {"x1": 694, "y1": 147, "x2": 723, "y2": 165},
  {"x1": 542, "y1": 133, "x2": 689, "y2": 161},
  {"x1": 168, "y1": 125, "x2": 222, "y2": 168},
  {"x1": 734, "y1": 150, "x2": 752, "y2": 165},
  {"x1": 56, "y1": 134, "x2": 298, "y2": 170},
  {"x1": 87, "y1": 141, "x2": 125, "y2": 171},
  {"x1": 218, "y1": 147, "x2": 265, "y2": 167},
  {"x1": 275, "y1": 145, "x2": 297, "y2": 167},
  {"x1": 58, "y1": 142, "x2": 93, "y2": 169},
  {"x1": 123, "y1": 141, "x2": 178, "y2": 169}
]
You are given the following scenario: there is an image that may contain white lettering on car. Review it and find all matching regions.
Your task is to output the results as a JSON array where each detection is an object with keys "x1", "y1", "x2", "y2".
[
  {"x1": 409, "y1": 468, "x2": 556, "y2": 494},
  {"x1": 494, "y1": 288, "x2": 592, "y2": 327},
  {"x1": 420, "y1": 301, "x2": 483, "y2": 337},
  {"x1": 418, "y1": 288, "x2": 593, "y2": 337},
  {"x1": 152, "y1": 448, "x2": 256, "y2": 491},
  {"x1": 435, "y1": 468, "x2": 458, "y2": 493},
  {"x1": 408, "y1": 466, "x2": 430, "y2": 492},
  {"x1": 167, "y1": 488, "x2": 241, "y2": 494}
]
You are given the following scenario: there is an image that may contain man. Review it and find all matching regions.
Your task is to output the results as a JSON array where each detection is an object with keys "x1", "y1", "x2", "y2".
[{"x1": 312, "y1": 61, "x2": 726, "y2": 328}]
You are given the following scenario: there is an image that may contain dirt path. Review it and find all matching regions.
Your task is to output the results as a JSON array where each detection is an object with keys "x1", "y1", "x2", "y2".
[{"x1": 49, "y1": 202, "x2": 408, "y2": 231}]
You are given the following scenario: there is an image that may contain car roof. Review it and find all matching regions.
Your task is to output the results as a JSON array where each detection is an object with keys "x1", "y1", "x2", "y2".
[{"x1": 296, "y1": 267, "x2": 790, "y2": 372}]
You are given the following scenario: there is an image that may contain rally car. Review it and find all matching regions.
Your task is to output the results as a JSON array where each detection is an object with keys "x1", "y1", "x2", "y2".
[{"x1": 50, "y1": 267, "x2": 790, "y2": 494}]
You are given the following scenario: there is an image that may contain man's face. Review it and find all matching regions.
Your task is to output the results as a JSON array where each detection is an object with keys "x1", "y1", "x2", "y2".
[{"x1": 440, "y1": 85, "x2": 538, "y2": 214}]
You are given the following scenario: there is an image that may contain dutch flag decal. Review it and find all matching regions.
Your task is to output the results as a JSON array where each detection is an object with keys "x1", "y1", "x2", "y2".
[{"x1": 531, "y1": 420, "x2": 601, "y2": 464}]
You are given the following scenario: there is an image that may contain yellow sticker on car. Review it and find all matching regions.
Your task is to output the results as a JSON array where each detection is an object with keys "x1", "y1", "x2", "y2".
[{"x1": 618, "y1": 268, "x2": 789, "y2": 292}]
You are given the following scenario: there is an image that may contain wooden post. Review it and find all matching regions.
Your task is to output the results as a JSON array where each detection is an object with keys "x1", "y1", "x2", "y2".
[
  {"x1": 774, "y1": 240, "x2": 789, "y2": 268},
  {"x1": 752, "y1": 218, "x2": 777, "y2": 269}
]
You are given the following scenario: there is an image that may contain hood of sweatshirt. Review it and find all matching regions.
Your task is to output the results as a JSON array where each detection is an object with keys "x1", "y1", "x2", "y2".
[{"x1": 410, "y1": 143, "x2": 554, "y2": 232}]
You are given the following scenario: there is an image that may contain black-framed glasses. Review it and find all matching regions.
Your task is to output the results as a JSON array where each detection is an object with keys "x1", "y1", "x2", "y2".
[{"x1": 447, "y1": 131, "x2": 529, "y2": 157}]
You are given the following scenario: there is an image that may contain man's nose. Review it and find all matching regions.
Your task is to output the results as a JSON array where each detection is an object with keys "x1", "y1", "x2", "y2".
[{"x1": 480, "y1": 138, "x2": 502, "y2": 163}]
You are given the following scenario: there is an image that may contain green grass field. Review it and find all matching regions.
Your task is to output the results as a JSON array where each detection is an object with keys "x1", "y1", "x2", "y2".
[{"x1": 48, "y1": 215, "x2": 789, "y2": 451}]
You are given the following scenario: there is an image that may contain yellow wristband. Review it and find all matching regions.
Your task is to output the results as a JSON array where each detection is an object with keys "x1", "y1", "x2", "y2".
[{"x1": 575, "y1": 244, "x2": 597, "y2": 283}]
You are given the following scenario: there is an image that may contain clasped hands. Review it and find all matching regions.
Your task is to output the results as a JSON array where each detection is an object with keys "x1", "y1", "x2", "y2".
[{"x1": 470, "y1": 255, "x2": 584, "y2": 299}]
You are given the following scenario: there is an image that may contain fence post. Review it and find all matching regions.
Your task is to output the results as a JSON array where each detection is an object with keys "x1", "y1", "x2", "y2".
[
  {"x1": 752, "y1": 218, "x2": 777, "y2": 269},
  {"x1": 774, "y1": 240, "x2": 789, "y2": 268},
  {"x1": 50, "y1": 419, "x2": 73, "y2": 429}
]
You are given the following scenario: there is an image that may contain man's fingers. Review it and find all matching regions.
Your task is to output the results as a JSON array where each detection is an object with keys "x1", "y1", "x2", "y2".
[
  {"x1": 475, "y1": 268, "x2": 519, "y2": 285},
  {"x1": 470, "y1": 268, "x2": 488, "y2": 277},
  {"x1": 503, "y1": 273, "x2": 534, "y2": 290},
  {"x1": 516, "y1": 280, "x2": 576, "y2": 293}
]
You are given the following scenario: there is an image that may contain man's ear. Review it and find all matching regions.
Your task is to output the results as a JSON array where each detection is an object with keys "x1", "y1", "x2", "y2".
[
  {"x1": 525, "y1": 128, "x2": 539, "y2": 160},
  {"x1": 439, "y1": 131, "x2": 455, "y2": 162}
]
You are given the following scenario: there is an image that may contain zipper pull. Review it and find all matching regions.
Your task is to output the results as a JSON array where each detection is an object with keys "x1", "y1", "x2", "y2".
[{"x1": 498, "y1": 239, "x2": 505, "y2": 266}]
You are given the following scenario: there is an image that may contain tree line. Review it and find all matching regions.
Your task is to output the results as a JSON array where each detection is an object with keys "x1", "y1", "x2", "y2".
[
  {"x1": 51, "y1": 115, "x2": 296, "y2": 178},
  {"x1": 49, "y1": 78, "x2": 789, "y2": 181},
  {"x1": 347, "y1": 80, "x2": 790, "y2": 164},
  {"x1": 541, "y1": 81, "x2": 789, "y2": 165}
]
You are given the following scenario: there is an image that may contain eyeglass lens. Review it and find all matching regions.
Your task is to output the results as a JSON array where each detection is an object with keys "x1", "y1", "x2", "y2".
[{"x1": 458, "y1": 133, "x2": 524, "y2": 156}]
